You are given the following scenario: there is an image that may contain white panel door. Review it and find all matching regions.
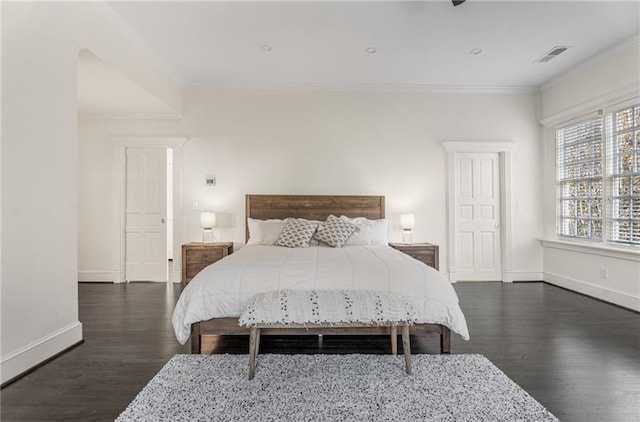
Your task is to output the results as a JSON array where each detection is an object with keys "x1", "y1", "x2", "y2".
[
  {"x1": 455, "y1": 152, "x2": 502, "y2": 281},
  {"x1": 125, "y1": 147, "x2": 167, "y2": 282}
]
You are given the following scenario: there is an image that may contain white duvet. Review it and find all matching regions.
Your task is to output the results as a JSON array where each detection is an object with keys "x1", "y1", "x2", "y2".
[{"x1": 172, "y1": 245, "x2": 470, "y2": 344}]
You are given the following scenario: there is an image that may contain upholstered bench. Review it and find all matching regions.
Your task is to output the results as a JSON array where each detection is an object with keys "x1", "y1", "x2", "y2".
[{"x1": 239, "y1": 290, "x2": 418, "y2": 380}]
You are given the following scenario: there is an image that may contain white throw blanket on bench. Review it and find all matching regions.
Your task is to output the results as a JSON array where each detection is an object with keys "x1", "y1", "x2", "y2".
[{"x1": 239, "y1": 290, "x2": 418, "y2": 326}]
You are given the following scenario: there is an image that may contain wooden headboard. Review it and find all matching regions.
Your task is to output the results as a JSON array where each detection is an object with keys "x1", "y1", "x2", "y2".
[{"x1": 245, "y1": 195, "x2": 385, "y2": 242}]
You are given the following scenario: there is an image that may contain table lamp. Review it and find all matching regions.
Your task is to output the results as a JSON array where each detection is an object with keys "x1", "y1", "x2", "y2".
[
  {"x1": 200, "y1": 212, "x2": 216, "y2": 243},
  {"x1": 400, "y1": 213, "x2": 415, "y2": 244}
]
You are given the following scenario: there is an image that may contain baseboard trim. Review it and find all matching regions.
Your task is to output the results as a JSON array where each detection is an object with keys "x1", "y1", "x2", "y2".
[
  {"x1": 1, "y1": 321, "x2": 83, "y2": 385},
  {"x1": 506, "y1": 271, "x2": 544, "y2": 283},
  {"x1": 447, "y1": 271, "x2": 456, "y2": 283},
  {"x1": 543, "y1": 272, "x2": 640, "y2": 312},
  {"x1": 78, "y1": 270, "x2": 116, "y2": 282},
  {"x1": 446, "y1": 269, "x2": 541, "y2": 283},
  {"x1": 1, "y1": 340, "x2": 84, "y2": 388},
  {"x1": 172, "y1": 269, "x2": 182, "y2": 284}
]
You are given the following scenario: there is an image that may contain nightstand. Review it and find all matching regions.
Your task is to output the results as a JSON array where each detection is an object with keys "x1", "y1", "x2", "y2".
[
  {"x1": 181, "y1": 242, "x2": 233, "y2": 286},
  {"x1": 389, "y1": 243, "x2": 439, "y2": 270}
]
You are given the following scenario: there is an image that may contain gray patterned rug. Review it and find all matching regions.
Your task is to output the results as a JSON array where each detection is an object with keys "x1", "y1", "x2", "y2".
[{"x1": 116, "y1": 354, "x2": 559, "y2": 422}]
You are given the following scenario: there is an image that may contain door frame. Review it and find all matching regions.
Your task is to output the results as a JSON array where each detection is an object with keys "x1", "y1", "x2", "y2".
[
  {"x1": 112, "y1": 136, "x2": 186, "y2": 283},
  {"x1": 442, "y1": 141, "x2": 515, "y2": 283}
]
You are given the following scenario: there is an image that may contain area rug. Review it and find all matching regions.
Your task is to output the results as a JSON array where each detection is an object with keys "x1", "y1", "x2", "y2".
[{"x1": 116, "y1": 354, "x2": 559, "y2": 422}]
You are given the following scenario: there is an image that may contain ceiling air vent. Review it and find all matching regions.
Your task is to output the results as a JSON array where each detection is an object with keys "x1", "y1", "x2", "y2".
[{"x1": 534, "y1": 46, "x2": 570, "y2": 63}]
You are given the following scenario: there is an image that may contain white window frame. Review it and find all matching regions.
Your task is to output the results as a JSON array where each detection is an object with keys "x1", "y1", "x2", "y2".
[
  {"x1": 603, "y1": 99, "x2": 640, "y2": 246},
  {"x1": 553, "y1": 98, "x2": 640, "y2": 249},
  {"x1": 555, "y1": 113, "x2": 604, "y2": 242}
]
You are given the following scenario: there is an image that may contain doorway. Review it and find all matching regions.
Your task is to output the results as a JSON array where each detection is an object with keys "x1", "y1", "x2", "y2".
[
  {"x1": 454, "y1": 152, "x2": 502, "y2": 281},
  {"x1": 113, "y1": 137, "x2": 185, "y2": 283},
  {"x1": 124, "y1": 147, "x2": 169, "y2": 282},
  {"x1": 443, "y1": 141, "x2": 514, "y2": 283}
]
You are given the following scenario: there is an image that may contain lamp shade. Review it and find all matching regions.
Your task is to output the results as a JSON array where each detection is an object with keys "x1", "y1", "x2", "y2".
[
  {"x1": 200, "y1": 212, "x2": 217, "y2": 229},
  {"x1": 400, "y1": 213, "x2": 415, "y2": 230}
]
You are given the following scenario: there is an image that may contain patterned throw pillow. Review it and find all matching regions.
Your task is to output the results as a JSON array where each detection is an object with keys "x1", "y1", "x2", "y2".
[
  {"x1": 314, "y1": 215, "x2": 358, "y2": 247},
  {"x1": 275, "y1": 218, "x2": 319, "y2": 248}
]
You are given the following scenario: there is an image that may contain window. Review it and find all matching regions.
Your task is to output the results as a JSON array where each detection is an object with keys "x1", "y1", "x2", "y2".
[
  {"x1": 557, "y1": 117, "x2": 603, "y2": 240},
  {"x1": 607, "y1": 104, "x2": 640, "y2": 245},
  {"x1": 556, "y1": 102, "x2": 640, "y2": 247}
]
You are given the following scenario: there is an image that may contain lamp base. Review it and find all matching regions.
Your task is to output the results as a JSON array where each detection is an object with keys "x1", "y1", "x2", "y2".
[
  {"x1": 402, "y1": 230, "x2": 413, "y2": 244},
  {"x1": 202, "y1": 229, "x2": 215, "y2": 243}
]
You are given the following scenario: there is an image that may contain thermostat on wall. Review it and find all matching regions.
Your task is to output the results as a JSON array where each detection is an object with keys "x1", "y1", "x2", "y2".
[{"x1": 205, "y1": 175, "x2": 216, "y2": 187}]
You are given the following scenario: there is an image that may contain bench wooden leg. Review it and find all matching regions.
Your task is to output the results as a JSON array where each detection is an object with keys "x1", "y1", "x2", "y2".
[
  {"x1": 440, "y1": 326, "x2": 451, "y2": 354},
  {"x1": 255, "y1": 328, "x2": 261, "y2": 361},
  {"x1": 190, "y1": 322, "x2": 201, "y2": 354},
  {"x1": 249, "y1": 327, "x2": 259, "y2": 380},
  {"x1": 401, "y1": 324, "x2": 412, "y2": 375},
  {"x1": 390, "y1": 325, "x2": 397, "y2": 355}
]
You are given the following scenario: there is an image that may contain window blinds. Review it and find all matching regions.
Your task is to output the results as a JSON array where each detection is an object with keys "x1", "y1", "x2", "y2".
[
  {"x1": 606, "y1": 104, "x2": 640, "y2": 245},
  {"x1": 556, "y1": 117, "x2": 604, "y2": 240}
]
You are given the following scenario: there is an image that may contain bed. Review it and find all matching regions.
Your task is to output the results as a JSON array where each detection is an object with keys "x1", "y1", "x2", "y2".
[{"x1": 172, "y1": 194, "x2": 469, "y2": 354}]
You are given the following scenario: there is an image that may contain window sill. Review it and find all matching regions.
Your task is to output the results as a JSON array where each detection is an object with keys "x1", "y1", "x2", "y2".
[{"x1": 540, "y1": 239, "x2": 640, "y2": 262}]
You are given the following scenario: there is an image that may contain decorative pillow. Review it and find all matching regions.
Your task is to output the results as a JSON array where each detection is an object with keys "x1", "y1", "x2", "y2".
[
  {"x1": 275, "y1": 218, "x2": 319, "y2": 248},
  {"x1": 247, "y1": 218, "x2": 287, "y2": 245},
  {"x1": 302, "y1": 219, "x2": 324, "y2": 246},
  {"x1": 340, "y1": 216, "x2": 389, "y2": 246},
  {"x1": 314, "y1": 215, "x2": 358, "y2": 247}
]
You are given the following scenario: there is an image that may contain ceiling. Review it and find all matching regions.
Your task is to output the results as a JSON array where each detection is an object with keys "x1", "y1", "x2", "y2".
[
  {"x1": 107, "y1": 0, "x2": 640, "y2": 92},
  {"x1": 77, "y1": 49, "x2": 177, "y2": 115}
]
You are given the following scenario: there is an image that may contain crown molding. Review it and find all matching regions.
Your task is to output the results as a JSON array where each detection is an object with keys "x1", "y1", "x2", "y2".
[
  {"x1": 186, "y1": 81, "x2": 539, "y2": 95},
  {"x1": 78, "y1": 112, "x2": 182, "y2": 121}
]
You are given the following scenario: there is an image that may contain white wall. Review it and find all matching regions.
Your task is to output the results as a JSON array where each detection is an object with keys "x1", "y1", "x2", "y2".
[
  {"x1": 78, "y1": 88, "x2": 544, "y2": 282},
  {"x1": 541, "y1": 38, "x2": 640, "y2": 119},
  {"x1": 540, "y1": 38, "x2": 640, "y2": 311},
  {"x1": 543, "y1": 242, "x2": 640, "y2": 311},
  {"x1": 1, "y1": 2, "x2": 181, "y2": 384},
  {"x1": 1, "y1": 2, "x2": 83, "y2": 385}
]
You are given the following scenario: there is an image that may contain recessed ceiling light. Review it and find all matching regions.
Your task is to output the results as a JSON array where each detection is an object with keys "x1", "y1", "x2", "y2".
[
  {"x1": 366, "y1": 47, "x2": 377, "y2": 54},
  {"x1": 261, "y1": 44, "x2": 273, "y2": 52},
  {"x1": 470, "y1": 48, "x2": 482, "y2": 55}
]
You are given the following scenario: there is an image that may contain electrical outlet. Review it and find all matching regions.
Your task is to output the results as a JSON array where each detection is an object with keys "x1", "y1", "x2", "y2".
[
  {"x1": 205, "y1": 175, "x2": 216, "y2": 187},
  {"x1": 192, "y1": 201, "x2": 199, "y2": 210},
  {"x1": 599, "y1": 267, "x2": 608, "y2": 279}
]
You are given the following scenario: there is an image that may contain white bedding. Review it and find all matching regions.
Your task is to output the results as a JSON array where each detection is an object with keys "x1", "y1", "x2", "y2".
[{"x1": 171, "y1": 245, "x2": 470, "y2": 344}]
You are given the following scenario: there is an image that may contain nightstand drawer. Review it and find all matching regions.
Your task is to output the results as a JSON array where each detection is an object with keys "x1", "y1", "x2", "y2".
[
  {"x1": 404, "y1": 250, "x2": 436, "y2": 267},
  {"x1": 185, "y1": 248, "x2": 224, "y2": 264},
  {"x1": 184, "y1": 262, "x2": 212, "y2": 280},
  {"x1": 388, "y1": 243, "x2": 439, "y2": 270},
  {"x1": 181, "y1": 242, "x2": 233, "y2": 286}
]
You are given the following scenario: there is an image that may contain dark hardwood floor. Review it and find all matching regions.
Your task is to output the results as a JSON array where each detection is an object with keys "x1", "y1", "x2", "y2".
[{"x1": 1, "y1": 282, "x2": 639, "y2": 422}]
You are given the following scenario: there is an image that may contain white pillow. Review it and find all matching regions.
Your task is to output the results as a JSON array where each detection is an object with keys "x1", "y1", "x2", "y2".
[
  {"x1": 340, "y1": 216, "x2": 389, "y2": 246},
  {"x1": 247, "y1": 218, "x2": 287, "y2": 245},
  {"x1": 368, "y1": 218, "x2": 389, "y2": 246},
  {"x1": 342, "y1": 223, "x2": 371, "y2": 246}
]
